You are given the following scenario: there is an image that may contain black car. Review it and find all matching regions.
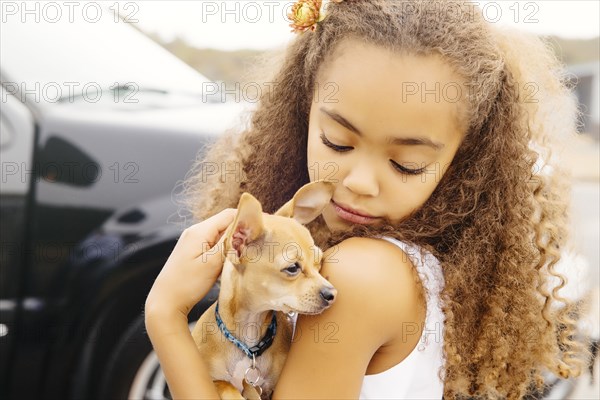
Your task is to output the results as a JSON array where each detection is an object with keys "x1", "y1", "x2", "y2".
[{"x1": 1, "y1": 11, "x2": 249, "y2": 400}]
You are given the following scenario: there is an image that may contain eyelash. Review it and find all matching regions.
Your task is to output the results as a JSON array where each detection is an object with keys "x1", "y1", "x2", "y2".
[
  {"x1": 319, "y1": 132, "x2": 426, "y2": 175},
  {"x1": 320, "y1": 132, "x2": 352, "y2": 152}
]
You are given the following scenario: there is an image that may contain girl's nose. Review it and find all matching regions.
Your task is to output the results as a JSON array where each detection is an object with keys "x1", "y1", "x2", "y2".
[{"x1": 342, "y1": 163, "x2": 379, "y2": 197}]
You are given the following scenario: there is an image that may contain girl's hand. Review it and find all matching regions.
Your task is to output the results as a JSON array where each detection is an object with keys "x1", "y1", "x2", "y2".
[{"x1": 145, "y1": 208, "x2": 237, "y2": 321}]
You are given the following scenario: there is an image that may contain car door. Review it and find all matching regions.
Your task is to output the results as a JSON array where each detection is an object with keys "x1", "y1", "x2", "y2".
[{"x1": 0, "y1": 85, "x2": 36, "y2": 398}]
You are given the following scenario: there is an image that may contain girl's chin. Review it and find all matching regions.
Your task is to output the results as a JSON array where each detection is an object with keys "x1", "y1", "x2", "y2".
[{"x1": 322, "y1": 206, "x2": 349, "y2": 232}]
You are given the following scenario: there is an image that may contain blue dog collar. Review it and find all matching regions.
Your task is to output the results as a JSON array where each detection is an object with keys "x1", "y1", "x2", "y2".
[{"x1": 214, "y1": 301, "x2": 277, "y2": 359}]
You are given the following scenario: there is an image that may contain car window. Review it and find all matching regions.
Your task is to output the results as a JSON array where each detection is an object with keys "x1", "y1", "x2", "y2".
[{"x1": 1, "y1": 6, "x2": 212, "y2": 104}]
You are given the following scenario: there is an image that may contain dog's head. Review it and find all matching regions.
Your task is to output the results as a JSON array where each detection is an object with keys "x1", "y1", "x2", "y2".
[{"x1": 222, "y1": 180, "x2": 337, "y2": 314}]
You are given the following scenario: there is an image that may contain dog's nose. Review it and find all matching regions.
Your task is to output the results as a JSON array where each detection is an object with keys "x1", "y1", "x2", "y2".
[{"x1": 320, "y1": 286, "x2": 337, "y2": 305}]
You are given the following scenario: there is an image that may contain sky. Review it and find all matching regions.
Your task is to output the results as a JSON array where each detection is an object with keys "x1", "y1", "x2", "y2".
[{"x1": 126, "y1": 0, "x2": 600, "y2": 51}]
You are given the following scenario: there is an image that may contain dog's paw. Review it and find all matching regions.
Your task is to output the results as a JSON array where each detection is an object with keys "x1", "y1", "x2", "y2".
[{"x1": 214, "y1": 380, "x2": 245, "y2": 400}]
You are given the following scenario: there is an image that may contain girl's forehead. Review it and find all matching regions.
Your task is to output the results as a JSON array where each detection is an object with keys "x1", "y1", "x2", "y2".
[
  {"x1": 320, "y1": 41, "x2": 463, "y2": 90},
  {"x1": 314, "y1": 44, "x2": 469, "y2": 143}
]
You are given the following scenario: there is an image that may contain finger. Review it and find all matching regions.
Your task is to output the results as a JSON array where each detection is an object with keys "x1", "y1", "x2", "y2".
[
  {"x1": 200, "y1": 208, "x2": 238, "y2": 244},
  {"x1": 176, "y1": 208, "x2": 237, "y2": 259},
  {"x1": 194, "y1": 246, "x2": 228, "y2": 276}
]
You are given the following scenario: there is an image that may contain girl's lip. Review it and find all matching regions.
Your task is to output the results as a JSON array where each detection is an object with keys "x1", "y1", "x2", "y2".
[{"x1": 332, "y1": 200, "x2": 380, "y2": 224}]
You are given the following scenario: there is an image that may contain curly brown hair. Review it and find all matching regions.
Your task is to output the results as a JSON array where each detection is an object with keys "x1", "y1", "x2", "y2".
[{"x1": 178, "y1": 1, "x2": 591, "y2": 398}]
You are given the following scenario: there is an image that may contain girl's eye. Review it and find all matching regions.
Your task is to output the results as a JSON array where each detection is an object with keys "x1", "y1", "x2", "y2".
[
  {"x1": 390, "y1": 160, "x2": 426, "y2": 175},
  {"x1": 320, "y1": 131, "x2": 425, "y2": 175},
  {"x1": 320, "y1": 132, "x2": 352, "y2": 152},
  {"x1": 282, "y1": 262, "x2": 302, "y2": 276}
]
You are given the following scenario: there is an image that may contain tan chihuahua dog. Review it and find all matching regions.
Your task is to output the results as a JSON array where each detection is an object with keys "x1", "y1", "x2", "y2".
[{"x1": 191, "y1": 180, "x2": 337, "y2": 399}]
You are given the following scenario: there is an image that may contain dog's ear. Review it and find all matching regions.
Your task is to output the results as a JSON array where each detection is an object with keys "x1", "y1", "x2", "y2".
[
  {"x1": 275, "y1": 180, "x2": 335, "y2": 224},
  {"x1": 225, "y1": 193, "x2": 265, "y2": 265}
]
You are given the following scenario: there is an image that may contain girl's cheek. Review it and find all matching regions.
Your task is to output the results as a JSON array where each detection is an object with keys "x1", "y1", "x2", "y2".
[
  {"x1": 306, "y1": 142, "x2": 324, "y2": 182},
  {"x1": 307, "y1": 150, "x2": 333, "y2": 182},
  {"x1": 307, "y1": 134, "x2": 325, "y2": 168}
]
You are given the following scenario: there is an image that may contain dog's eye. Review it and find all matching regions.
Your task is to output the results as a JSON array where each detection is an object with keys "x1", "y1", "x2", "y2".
[{"x1": 282, "y1": 262, "x2": 301, "y2": 276}]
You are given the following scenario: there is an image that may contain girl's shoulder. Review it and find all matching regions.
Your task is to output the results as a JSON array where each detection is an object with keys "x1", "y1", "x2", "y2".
[
  {"x1": 322, "y1": 236, "x2": 425, "y2": 285},
  {"x1": 321, "y1": 237, "x2": 426, "y2": 339}
]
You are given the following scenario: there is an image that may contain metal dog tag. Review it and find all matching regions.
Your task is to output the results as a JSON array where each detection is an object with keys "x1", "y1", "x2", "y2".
[{"x1": 242, "y1": 379, "x2": 263, "y2": 399}]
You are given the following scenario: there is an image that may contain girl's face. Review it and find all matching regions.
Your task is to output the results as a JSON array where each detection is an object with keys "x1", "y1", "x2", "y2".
[{"x1": 307, "y1": 40, "x2": 469, "y2": 232}]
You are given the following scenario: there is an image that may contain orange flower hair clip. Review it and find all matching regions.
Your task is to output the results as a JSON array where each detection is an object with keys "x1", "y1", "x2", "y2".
[{"x1": 287, "y1": 0, "x2": 345, "y2": 34}]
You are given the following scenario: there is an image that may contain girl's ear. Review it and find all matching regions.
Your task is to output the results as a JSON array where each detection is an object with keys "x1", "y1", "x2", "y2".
[
  {"x1": 275, "y1": 180, "x2": 335, "y2": 224},
  {"x1": 225, "y1": 193, "x2": 264, "y2": 264}
]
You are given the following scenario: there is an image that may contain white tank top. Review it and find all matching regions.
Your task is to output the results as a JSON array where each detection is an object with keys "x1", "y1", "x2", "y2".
[{"x1": 360, "y1": 236, "x2": 446, "y2": 399}]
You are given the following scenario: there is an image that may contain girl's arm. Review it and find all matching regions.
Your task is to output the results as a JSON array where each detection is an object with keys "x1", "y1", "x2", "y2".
[
  {"x1": 145, "y1": 309, "x2": 220, "y2": 399},
  {"x1": 145, "y1": 208, "x2": 237, "y2": 399}
]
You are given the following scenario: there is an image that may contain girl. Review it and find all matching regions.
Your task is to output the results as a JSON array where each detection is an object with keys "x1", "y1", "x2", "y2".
[{"x1": 145, "y1": 0, "x2": 590, "y2": 398}]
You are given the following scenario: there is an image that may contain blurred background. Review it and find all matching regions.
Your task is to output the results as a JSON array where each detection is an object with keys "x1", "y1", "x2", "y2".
[{"x1": 1, "y1": 1, "x2": 598, "y2": 399}]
